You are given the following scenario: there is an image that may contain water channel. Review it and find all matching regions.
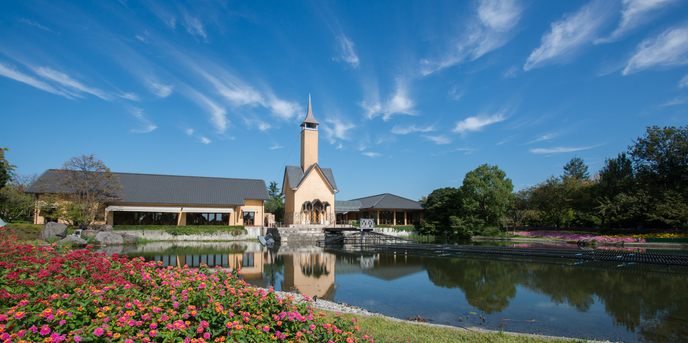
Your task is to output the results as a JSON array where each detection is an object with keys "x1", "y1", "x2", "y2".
[{"x1": 98, "y1": 241, "x2": 688, "y2": 343}]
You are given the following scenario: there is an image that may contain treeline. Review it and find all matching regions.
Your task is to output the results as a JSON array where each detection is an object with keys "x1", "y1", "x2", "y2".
[{"x1": 421, "y1": 126, "x2": 688, "y2": 236}]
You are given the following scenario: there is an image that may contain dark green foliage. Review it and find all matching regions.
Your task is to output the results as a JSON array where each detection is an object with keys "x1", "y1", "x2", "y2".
[
  {"x1": 460, "y1": 164, "x2": 514, "y2": 226},
  {"x1": 563, "y1": 156, "x2": 590, "y2": 181},
  {"x1": 420, "y1": 187, "x2": 462, "y2": 235},
  {"x1": 0, "y1": 145, "x2": 13, "y2": 190},
  {"x1": 265, "y1": 181, "x2": 285, "y2": 223}
]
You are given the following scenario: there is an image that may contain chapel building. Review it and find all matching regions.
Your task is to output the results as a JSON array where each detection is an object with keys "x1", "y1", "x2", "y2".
[{"x1": 282, "y1": 95, "x2": 338, "y2": 226}]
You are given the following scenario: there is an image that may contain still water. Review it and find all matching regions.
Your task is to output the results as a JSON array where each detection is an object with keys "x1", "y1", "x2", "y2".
[{"x1": 101, "y1": 241, "x2": 688, "y2": 343}]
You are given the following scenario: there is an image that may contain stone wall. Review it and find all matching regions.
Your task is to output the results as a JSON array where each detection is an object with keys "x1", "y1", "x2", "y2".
[{"x1": 115, "y1": 227, "x2": 265, "y2": 241}]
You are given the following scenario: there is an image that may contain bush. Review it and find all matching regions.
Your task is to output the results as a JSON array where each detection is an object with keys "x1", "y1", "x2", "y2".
[{"x1": 113, "y1": 225, "x2": 247, "y2": 236}]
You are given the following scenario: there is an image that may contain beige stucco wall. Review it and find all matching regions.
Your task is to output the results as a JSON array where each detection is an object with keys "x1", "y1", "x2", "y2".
[
  {"x1": 237, "y1": 199, "x2": 265, "y2": 226},
  {"x1": 284, "y1": 182, "x2": 296, "y2": 225},
  {"x1": 300, "y1": 128, "x2": 318, "y2": 170},
  {"x1": 289, "y1": 168, "x2": 335, "y2": 225}
]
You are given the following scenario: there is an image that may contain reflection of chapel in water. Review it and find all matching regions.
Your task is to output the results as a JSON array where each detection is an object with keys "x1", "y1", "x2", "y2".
[{"x1": 282, "y1": 253, "x2": 337, "y2": 300}]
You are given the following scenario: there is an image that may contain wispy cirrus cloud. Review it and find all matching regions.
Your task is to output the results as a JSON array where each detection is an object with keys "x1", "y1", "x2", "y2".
[
  {"x1": 421, "y1": 0, "x2": 523, "y2": 75},
  {"x1": 269, "y1": 144, "x2": 283, "y2": 150},
  {"x1": 129, "y1": 108, "x2": 157, "y2": 133},
  {"x1": 199, "y1": 136, "x2": 211, "y2": 144},
  {"x1": 661, "y1": 95, "x2": 688, "y2": 106},
  {"x1": 183, "y1": 15, "x2": 208, "y2": 41},
  {"x1": 452, "y1": 110, "x2": 507, "y2": 134},
  {"x1": 362, "y1": 152, "x2": 381, "y2": 157},
  {"x1": 524, "y1": 0, "x2": 615, "y2": 71},
  {"x1": 18, "y1": 18, "x2": 57, "y2": 34},
  {"x1": 335, "y1": 35, "x2": 359, "y2": 68},
  {"x1": 527, "y1": 133, "x2": 559, "y2": 144},
  {"x1": 186, "y1": 88, "x2": 229, "y2": 133},
  {"x1": 322, "y1": 117, "x2": 356, "y2": 144},
  {"x1": 33, "y1": 66, "x2": 112, "y2": 100},
  {"x1": 146, "y1": 78, "x2": 173, "y2": 97},
  {"x1": 0, "y1": 61, "x2": 68, "y2": 97},
  {"x1": 623, "y1": 24, "x2": 688, "y2": 75},
  {"x1": 423, "y1": 135, "x2": 452, "y2": 145},
  {"x1": 597, "y1": 0, "x2": 678, "y2": 43},
  {"x1": 391, "y1": 124, "x2": 435, "y2": 135},
  {"x1": 680, "y1": 74, "x2": 688, "y2": 88},
  {"x1": 530, "y1": 145, "x2": 597, "y2": 154},
  {"x1": 361, "y1": 79, "x2": 415, "y2": 121}
]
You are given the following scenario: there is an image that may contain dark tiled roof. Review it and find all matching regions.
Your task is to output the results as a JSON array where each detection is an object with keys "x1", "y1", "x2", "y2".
[
  {"x1": 348, "y1": 193, "x2": 425, "y2": 211},
  {"x1": 284, "y1": 164, "x2": 337, "y2": 192},
  {"x1": 334, "y1": 200, "x2": 362, "y2": 213},
  {"x1": 25, "y1": 169, "x2": 269, "y2": 206}
]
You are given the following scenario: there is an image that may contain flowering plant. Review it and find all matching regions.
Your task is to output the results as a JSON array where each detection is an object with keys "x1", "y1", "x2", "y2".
[{"x1": 0, "y1": 227, "x2": 372, "y2": 343}]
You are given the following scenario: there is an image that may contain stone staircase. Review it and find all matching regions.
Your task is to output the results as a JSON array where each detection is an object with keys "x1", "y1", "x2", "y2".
[{"x1": 267, "y1": 225, "x2": 327, "y2": 242}]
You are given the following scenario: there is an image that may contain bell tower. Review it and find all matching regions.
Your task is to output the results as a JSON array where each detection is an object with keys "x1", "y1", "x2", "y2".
[{"x1": 300, "y1": 94, "x2": 319, "y2": 171}]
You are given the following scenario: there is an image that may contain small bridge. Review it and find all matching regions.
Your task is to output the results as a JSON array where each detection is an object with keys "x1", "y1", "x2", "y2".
[{"x1": 317, "y1": 231, "x2": 688, "y2": 267}]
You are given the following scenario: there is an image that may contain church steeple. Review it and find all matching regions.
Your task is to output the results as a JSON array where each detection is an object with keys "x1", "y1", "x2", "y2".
[
  {"x1": 300, "y1": 94, "x2": 319, "y2": 129},
  {"x1": 300, "y1": 94, "x2": 319, "y2": 170}
]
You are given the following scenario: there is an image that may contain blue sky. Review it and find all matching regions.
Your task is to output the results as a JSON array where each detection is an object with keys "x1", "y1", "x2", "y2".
[{"x1": 1, "y1": 0, "x2": 687, "y2": 201}]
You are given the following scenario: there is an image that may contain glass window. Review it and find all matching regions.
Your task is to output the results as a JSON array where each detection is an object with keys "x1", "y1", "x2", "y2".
[
  {"x1": 242, "y1": 253, "x2": 254, "y2": 267},
  {"x1": 243, "y1": 212, "x2": 254, "y2": 226}
]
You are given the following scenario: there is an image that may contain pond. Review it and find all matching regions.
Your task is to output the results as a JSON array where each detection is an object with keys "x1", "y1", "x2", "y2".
[{"x1": 101, "y1": 241, "x2": 688, "y2": 343}]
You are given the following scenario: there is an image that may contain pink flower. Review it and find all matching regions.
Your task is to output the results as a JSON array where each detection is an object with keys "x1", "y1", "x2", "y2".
[
  {"x1": 40, "y1": 326, "x2": 51, "y2": 336},
  {"x1": 263, "y1": 325, "x2": 270, "y2": 332},
  {"x1": 201, "y1": 320, "x2": 209, "y2": 328},
  {"x1": 149, "y1": 329, "x2": 158, "y2": 337},
  {"x1": 125, "y1": 340, "x2": 134, "y2": 343},
  {"x1": 74, "y1": 336, "x2": 82, "y2": 343},
  {"x1": 94, "y1": 328, "x2": 104, "y2": 336},
  {"x1": 197, "y1": 326, "x2": 204, "y2": 333},
  {"x1": 203, "y1": 332, "x2": 210, "y2": 339},
  {"x1": 149, "y1": 323, "x2": 157, "y2": 329},
  {"x1": 59, "y1": 319, "x2": 66, "y2": 326}
]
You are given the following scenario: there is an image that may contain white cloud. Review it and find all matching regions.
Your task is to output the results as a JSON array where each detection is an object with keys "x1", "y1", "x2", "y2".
[
  {"x1": 119, "y1": 92, "x2": 140, "y2": 101},
  {"x1": 524, "y1": 0, "x2": 615, "y2": 71},
  {"x1": 530, "y1": 146, "x2": 596, "y2": 154},
  {"x1": 599, "y1": 0, "x2": 678, "y2": 43},
  {"x1": 322, "y1": 117, "x2": 356, "y2": 144},
  {"x1": 503, "y1": 66, "x2": 519, "y2": 78},
  {"x1": 187, "y1": 89, "x2": 229, "y2": 133},
  {"x1": 186, "y1": 128, "x2": 194, "y2": 136},
  {"x1": 18, "y1": 18, "x2": 57, "y2": 34},
  {"x1": 147, "y1": 79, "x2": 173, "y2": 97},
  {"x1": 623, "y1": 25, "x2": 688, "y2": 75},
  {"x1": 33, "y1": 66, "x2": 111, "y2": 100},
  {"x1": 0, "y1": 61, "x2": 69, "y2": 98},
  {"x1": 362, "y1": 152, "x2": 381, "y2": 157},
  {"x1": 129, "y1": 108, "x2": 157, "y2": 133},
  {"x1": 183, "y1": 16, "x2": 207, "y2": 41},
  {"x1": 336, "y1": 143, "x2": 343, "y2": 149},
  {"x1": 448, "y1": 85, "x2": 465, "y2": 100},
  {"x1": 421, "y1": 0, "x2": 523, "y2": 75},
  {"x1": 452, "y1": 110, "x2": 506, "y2": 134},
  {"x1": 362, "y1": 80, "x2": 415, "y2": 121},
  {"x1": 200, "y1": 136, "x2": 211, "y2": 144},
  {"x1": 391, "y1": 124, "x2": 435, "y2": 135},
  {"x1": 136, "y1": 35, "x2": 146, "y2": 42},
  {"x1": 424, "y1": 135, "x2": 452, "y2": 145},
  {"x1": 266, "y1": 94, "x2": 302, "y2": 120},
  {"x1": 336, "y1": 35, "x2": 359, "y2": 68},
  {"x1": 269, "y1": 144, "x2": 283, "y2": 150},
  {"x1": 527, "y1": 133, "x2": 559, "y2": 144},
  {"x1": 680, "y1": 74, "x2": 688, "y2": 88},
  {"x1": 661, "y1": 95, "x2": 688, "y2": 106}
]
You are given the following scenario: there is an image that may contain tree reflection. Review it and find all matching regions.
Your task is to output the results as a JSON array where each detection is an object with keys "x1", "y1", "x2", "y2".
[
  {"x1": 423, "y1": 256, "x2": 688, "y2": 341},
  {"x1": 424, "y1": 258, "x2": 517, "y2": 314}
]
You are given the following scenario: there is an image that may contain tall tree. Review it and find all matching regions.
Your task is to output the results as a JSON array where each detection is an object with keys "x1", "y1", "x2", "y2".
[
  {"x1": 563, "y1": 156, "x2": 590, "y2": 181},
  {"x1": 50, "y1": 154, "x2": 122, "y2": 225},
  {"x1": 421, "y1": 187, "x2": 462, "y2": 234},
  {"x1": 0, "y1": 142, "x2": 15, "y2": 190},
  {"x1": 265, "y1": 181, "x2": 284, "y2": 223},
  {"x1": 460, "y1": 164, "x2": 514, "y2": 226},
  {"x1": 629, "y1": 126, "x2": 688, "y2": 196},
  {"x1": 0, "y1": 174, "x2": 36, "y2": 222},
  {"x1": 529, "y1": 176, "x2": 578, "y2": 228}
]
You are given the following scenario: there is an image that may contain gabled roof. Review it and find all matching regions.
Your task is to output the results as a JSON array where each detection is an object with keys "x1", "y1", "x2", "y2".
[
  {"x1": 334, "y1": 200, "x2": 362, "y2": 213},
  {"x1": 284, "y1": 164, "x2": 337, "y2": 192},
  {"x1": 348, "y1": 193, "x2": 425, "y2": 211},
  {"x1": 25, "y1": 169, "x2": 269, "y2": 206}
]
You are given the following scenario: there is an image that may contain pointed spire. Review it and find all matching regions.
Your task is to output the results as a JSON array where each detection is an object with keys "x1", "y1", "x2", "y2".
[{"x1": 301, "y1": 93, "x2": 319, "y2": 128}]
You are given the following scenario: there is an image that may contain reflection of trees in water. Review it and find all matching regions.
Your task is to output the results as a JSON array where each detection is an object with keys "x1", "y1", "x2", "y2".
[
  {"x1": 300, "y1": 254, "x2": 331, "y2": 279},
  {"x1": 423, "y1": 257, "x2": 688, "y2": 342},
  {"x1": 424, "y1": 258, "x2": 517, "y2": 314}
]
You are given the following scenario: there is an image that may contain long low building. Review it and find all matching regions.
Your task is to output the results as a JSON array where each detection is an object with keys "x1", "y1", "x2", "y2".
[
  {"x1": 25, "y1": 170, "x2": 269, "y2": 226},
  {"x1": 335, "y1": 193, "x2": 425, "y2": 226}
]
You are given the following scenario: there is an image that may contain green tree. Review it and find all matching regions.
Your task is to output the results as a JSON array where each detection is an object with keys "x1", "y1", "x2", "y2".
[
  {"x1": 529, "y1": 176, "x2": 578, "y2": 228},
  {"x1": 629, "y1": 126, "x2": 688, "y2": 196},
  {"x1": 264, "y1": 181, "x2": 285, "y2": 223},
  {"x1": 0, "y1": 174, "x2": 37, "y2": 223},
  {"x1": 420, "y1": 187, "x2": 462, "y2": 235},
  {"x1": 563, "y1": 156, "x2": 590, "y2": 181},
  {"x1": 459, "y1": 164, "x2": 514, "y2": 226},
  {"x1": 0, "y1": 142, "x2": 15, "y2": 190}
]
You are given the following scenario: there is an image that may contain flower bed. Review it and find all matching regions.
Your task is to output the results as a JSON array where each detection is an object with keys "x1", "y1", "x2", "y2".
[
  {"x1": 0, "y1": 228, "x2": 370, "y2": 343},
  {"x1": 511, "y1": 231, "x2": 646, "y2": 243}
]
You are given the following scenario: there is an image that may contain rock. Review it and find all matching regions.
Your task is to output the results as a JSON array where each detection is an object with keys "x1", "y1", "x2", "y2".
[
  {"x1": 57, "y1": 235, "x2": 87, "y2": 246},
  {"x1": 120, "y1": 233, "x2": 138, "y2": 245},
  {"x1": 92, "y1": 224, "x2": 114, "y2": 232},
  {"x1": 80, "y1": 229, "x2": 98, "y2": 238},
  {"x1": 94, "y1": 232, "x2": 124, "y2": 245},
  {"x1": 39, "y1": 222, "x2": 68, "y2": 242}
]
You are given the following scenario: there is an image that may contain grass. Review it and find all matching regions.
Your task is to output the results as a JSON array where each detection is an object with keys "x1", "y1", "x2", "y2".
[
  {"x1": 5, "y1": 223, "x2": 43, "y2": 240},
  {"x1": 320, "y1": 310, "x2": 586, "y2": 343}
]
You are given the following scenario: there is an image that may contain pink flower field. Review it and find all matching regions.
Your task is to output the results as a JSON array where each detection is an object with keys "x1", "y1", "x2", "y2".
[{"x1": 512, "y1": 231, "x2": 646, "y2": 243}]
